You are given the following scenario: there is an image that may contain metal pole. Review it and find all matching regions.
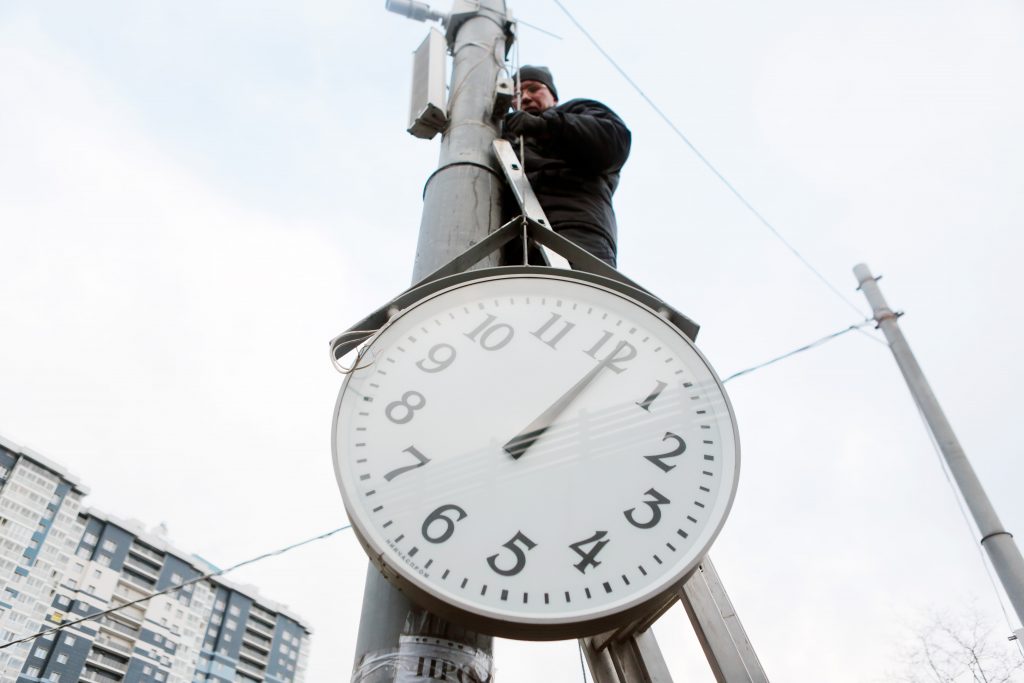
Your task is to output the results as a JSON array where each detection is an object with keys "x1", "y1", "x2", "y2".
[
  {"x1": 854, "y1": 263, "x2": 1024, "y2": 626},
  {"x1": 352, "y1": 3, "x2": 508, "y2": 680}
]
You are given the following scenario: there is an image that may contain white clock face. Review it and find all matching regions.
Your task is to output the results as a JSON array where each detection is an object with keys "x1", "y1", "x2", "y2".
[{"x1": 332, "y1": 273, "x2": 739, "y2": 638}]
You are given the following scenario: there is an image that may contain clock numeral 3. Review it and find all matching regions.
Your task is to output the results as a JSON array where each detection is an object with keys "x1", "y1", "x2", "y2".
[
  {"x1": 421, "y1": 504, "x2": 468, "y2": 544},
  {"x1": 644, "y1": 432, "x2": 687, "y2": 472},
  {"x1": 464, "y1": 314, "x2": 515, "y2": 351},
  {"x1": 636, "y1": 380, "x2": 668, "y2": 411},
  {"x1": 531, "y1": 312, "x2": 576, "y2": 350},
  {"x1": 583, "y1": 331, "x2": 637, "y2": 373},
  {"x1": 486, "y1": 531, "x2": 536, "y2": 577},
  {"x1": 385, "y1": 391, "x2": 426, "y2": 424},
  {"x1": 416, "y1": 343, "x2": 456, "y2": 373},
  {"x1": 624, "y1": 488, "x2": 671, "y2": 529},
  {"x1": 383, "y1": 446, "x2": 431, "y2": 482},
  {"x1": 569, "y1": 530, "x2": 610, "y2": 574}
]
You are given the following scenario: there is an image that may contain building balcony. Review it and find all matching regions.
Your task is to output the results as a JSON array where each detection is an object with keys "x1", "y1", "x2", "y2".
[
  {"x1": 122, "y1": 556, "x2": 160, "y2": 583},
  {"x1": 80, "y1": 664, "x2": 124, "y2": 683},
  {"x1": 245, "y1": 619, "x2": 274, "y2": 640},
  {"x1": 128, "y1": 543, "x2": 164, "y2": 566},
  {"x1": 93, "y1": 633, "x2": 133, "y2": 657},
  {"x1": 236, "y1": 659, "x2": 266, "y2": 681},
  {"x1": 241, "y1": 631, "x2": 271, "y2": 653},
  {"x1": 100, "y1": 615, "x2": 141, "y2": 639},
  {"x1": 86, "y1": 649, "x2": 129, "y2": 675},
  {"x1": 239, "y1": 647, "x2": 268, "y2": 668}
]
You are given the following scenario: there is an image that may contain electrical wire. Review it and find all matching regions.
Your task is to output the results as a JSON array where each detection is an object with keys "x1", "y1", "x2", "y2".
[
  {"x1": 910, "y1": 400, "x2": 1024, "y2": 655},
  {"x1": 550, "y1": 0, "x2": 868, "y2": 320},
  {"x1": 577, "y1": 640, "x2": 589, "y2": 682},
  {"x1": 0, "y1": 524, "x2": 352, "y2": 651},
  {"x1": 722, "y1": 318, "x2": 875, "y2": 384}
]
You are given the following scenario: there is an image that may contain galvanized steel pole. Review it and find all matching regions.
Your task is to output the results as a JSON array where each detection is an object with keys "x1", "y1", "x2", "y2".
[
  {"x1": 351, "y1": 2, "x2": 508, "y2": 680},
  {"x1": 854, "y1": 263, "x2": 1024, "y2": 626}
]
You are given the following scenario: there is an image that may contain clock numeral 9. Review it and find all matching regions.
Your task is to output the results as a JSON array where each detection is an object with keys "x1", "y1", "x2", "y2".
[
  {"x1": 416, "y1": 343, "x2": 456, "y2": 373},
  {"x1": 624, "y1": 488, "x2": 671, "y2": 529},
  {"x1": 385, "y1": 391, "x2": 426, "y2": 424},
  {"x1": 644, "y1": 432, "x2": 687, "y2": 472},
  {"x1": 486, "y1": 531, "x2": 536, "y2": 577},
  {"x1": 421, "y1": 504, "x2": 468, "y2": 544},
  {"x1": 464, "y1": 314, "x2": 515, "y2": 351},
  {"x1": 569, "y1": 530, "x2": 609, "y2": 574}
]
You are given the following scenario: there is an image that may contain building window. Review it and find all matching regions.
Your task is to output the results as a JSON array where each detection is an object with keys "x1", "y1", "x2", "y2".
[
  {"x1": 33, "y1": 646, "x2": 47, "y2": 658},
  {"x1": 101, "y1": 539, "x2": 117, "y2": 553},
  {"x1": 83, "y1": 532, "x2": 98, "y2": 545},
  {"x1": 228, "y1": 605, "x2": 240, "y2": 617},
  {"x1": 49, "y1": 674, "x2": 61, "y2": 682},
  {"x1": 98, "y1": 555, "x2": 111, "y2": 567},
  {"x1": 57, "y1": 653, "x2": 68, "y2": 664},
  {"x1": 64, "y1": 635, "x2": 76, "y2": 646}
]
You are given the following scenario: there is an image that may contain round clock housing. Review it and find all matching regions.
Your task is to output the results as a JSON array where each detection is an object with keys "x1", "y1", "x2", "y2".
[{"x1": 332, "y1": 271, "x2": 739, "y2": 639}]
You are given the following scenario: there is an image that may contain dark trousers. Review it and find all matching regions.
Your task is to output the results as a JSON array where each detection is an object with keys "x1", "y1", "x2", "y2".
[{"x1": 503, "y1": 226, "x2": 617, "y2": 269}]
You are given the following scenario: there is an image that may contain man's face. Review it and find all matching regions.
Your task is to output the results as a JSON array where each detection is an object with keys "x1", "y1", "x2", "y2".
[{"x1": 516, "y1": 80, "x2": 557, "y2": 114}]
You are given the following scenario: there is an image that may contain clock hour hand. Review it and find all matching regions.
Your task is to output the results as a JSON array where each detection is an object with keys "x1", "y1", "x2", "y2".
[{"x1": 503, "y1": 340, "x2": 634, "y2": 459}]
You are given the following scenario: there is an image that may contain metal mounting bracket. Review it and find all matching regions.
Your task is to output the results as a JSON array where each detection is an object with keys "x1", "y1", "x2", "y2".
[{"x1": 328, "y1": 219, "x2": 700, "y2": 370}]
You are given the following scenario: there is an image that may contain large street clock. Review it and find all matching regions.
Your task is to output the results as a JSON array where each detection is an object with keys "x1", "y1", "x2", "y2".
[{"x1": 332, "y1": 270, "x2": 739, "y2": 639}]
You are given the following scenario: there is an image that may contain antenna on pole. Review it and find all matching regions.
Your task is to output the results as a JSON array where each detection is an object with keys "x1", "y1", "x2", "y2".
[{"x1": 385, "y1": 0, "x2": 446, "y2": 24}]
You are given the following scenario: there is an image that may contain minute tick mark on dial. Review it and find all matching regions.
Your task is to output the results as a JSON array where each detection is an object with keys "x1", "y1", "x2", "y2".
[
  {"x1": 696, "y1": 410, "x2": 707, "y2": 415},
  {"x1": 687, "y1": 516, "x2": 698, "y2": 524},
  {"x1": 695, "y1": 501, "x2": 706, "y2": 509},
  {"x1": 356, "y1": 458, "x2": 367, "y2": 464},
  {"x1": 500, "y1": 589, "x2": 508, "y2": 601},
  {"x1": 638, "y1": 565, "x2": 647, "y2": 576},
  {"x1": 565, "y1": 591, "x2": 571, "y2": 603},
  {"x1": 621, "y1": 575, "x2": 630, "y2": 586},
  {"x1": 372, "y1": 505, "x2": 383, "y2": 512},
  {"x1": 481, "y1": 585, "x2": 487, "y2": 596},
  {"x1": 603, "y1": 582, "x2": 613, "y2": 593},
  {"x1": 677, "y1": 528, "x2": 689, "y2": 539},
  {"x1": 666, "y1": 542, "x2": 676, "y2": 552},
  {"x1": 424, "y1": 559, "x2": 433, "y2": 569},
  {"x1": 653, "y1": 554, "x2": 662, "y2": 565},
  {"x1": 359, "y1": 474, "x2": 370, "y2": 481},
  {"x1": 442, "y1": 569, "x2": 450, "y2": 579},
  {"x1": 409, "y1": 547, "x2": 419, "y2": 557},
  {"x1": 461, "y1": 578, "x2": 468, "y2": 589},
  {"x1": 704, "y1": 455, "x2": 715, "y2": 461},
  {"x1": 703, "y1": 470, "x2": 713, "y2": 477},
  {"x1": 383, "y1": 520, "x2": 392, "y2": 528},
  {"x1": 585, "y1": 588, "x2": 592, "y2": 599},
  {"x1": 700, "y1": 486, "x2": 710, "y2": 493}
]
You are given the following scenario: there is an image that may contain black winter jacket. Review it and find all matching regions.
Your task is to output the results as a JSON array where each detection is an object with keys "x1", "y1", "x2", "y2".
[{"x1": 504, "y1": 98, "x2": 631, "y2": 252}]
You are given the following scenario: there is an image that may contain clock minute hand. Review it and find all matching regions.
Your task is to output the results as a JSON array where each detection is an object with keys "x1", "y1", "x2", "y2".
[{"x1": 503, "y1": 340, "x2": 635, "y2": 459}]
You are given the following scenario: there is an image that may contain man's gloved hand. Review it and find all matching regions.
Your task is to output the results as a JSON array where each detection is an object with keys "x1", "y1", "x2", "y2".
[{"x1": 505, "y1": 111, "x2": 549, "y2": 138}]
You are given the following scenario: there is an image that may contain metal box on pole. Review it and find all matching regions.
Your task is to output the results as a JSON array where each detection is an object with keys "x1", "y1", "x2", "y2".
[{"x1": 407, "y1": 28, "x2": 448, "y2": 139}]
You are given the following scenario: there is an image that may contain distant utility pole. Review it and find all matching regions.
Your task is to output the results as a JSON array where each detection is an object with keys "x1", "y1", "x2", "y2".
[
  {"x1": 351, "y1": 1, "x2": 510, "y2": 681},
  {"x1": 854, "y1": 264, "x2": 1024, "y2": 628}
]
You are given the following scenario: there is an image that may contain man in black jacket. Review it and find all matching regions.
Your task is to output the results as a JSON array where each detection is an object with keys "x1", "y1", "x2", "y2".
[{"x1": 503, "y1": 65, "x2": 631, "y2": 268}]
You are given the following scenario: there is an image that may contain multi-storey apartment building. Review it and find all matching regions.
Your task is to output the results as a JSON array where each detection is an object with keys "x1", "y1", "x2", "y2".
[
  {"x1": 0, "y1": 437, "x2": 311, "y2": 683},
  {"x1": 0, "y1": 436, "x2": 88, "y2": 681}
]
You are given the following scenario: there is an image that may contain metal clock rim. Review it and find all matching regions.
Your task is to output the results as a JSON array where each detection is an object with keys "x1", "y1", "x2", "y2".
[{"x1": 331, "y1": 271, "x2": 741, "y2": 640}]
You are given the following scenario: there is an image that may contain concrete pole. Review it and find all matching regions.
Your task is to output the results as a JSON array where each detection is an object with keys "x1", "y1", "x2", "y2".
[
  {"x1": 351, "y1": 3, "x2": 508, "y2": 681},
  {"x1": 854, "y1": 263, "x2": 1024, "y2": 626}
]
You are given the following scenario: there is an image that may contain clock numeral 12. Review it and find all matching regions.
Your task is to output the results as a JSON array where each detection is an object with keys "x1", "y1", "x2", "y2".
[
  {"x1": 464, "y1": 314, "x2": 515, "y2": 351},
  {"x1": 531, "y1": 312, "x2": 576, "y2": 350},
  {"x1": 421, "y1": 504, "x2": 468, "y2": 544},
  {"x1": 486, "y1": 531, "x2": 536, "y2": 577},
  {"x1": 383, "y1": 445, "x2": 430, "y2": 482},
  {"x1": 583, "y1": 331, "x2": 637, "y2": 373},
  {"x1": 624, "y1": 488, "x2": 671, "y2": 529},
  {"x1": 569, "y1": 530, "x2": 610, "y2": 574},
  {"x1": 644, "y1": 432, "x2": 687, "y2": 473}
]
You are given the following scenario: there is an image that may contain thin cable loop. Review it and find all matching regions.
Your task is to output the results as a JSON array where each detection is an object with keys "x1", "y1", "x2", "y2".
[{"x1": 551, "y1": 0, "x2": 868, "y2": 319}]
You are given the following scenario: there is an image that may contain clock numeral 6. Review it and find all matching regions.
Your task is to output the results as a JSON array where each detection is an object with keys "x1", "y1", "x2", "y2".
[
  {"x1": 644, "y1": 432, "x2": 687, "y2": 472},
  {"x1": 569, "y1": 530, "x2": 609, "y2": 574},
  {"x1": 486, "y1": 531, "x2": 536, "y2": 577},
  {"x1": 624, "y1": 488, "x2": 671, "y2": 529},
  {"x1": 464, "y1": 314, "x2": 515, "y2": 351},
  {"x1": 421, "y1": 504, "x2": 468, "y2": 544},
  {"x1": 385, "y1": 391, "x2": 426, "y2": 424},
  {"x1": 415, "y1": 343, "x2": 457, "y2": 373}
]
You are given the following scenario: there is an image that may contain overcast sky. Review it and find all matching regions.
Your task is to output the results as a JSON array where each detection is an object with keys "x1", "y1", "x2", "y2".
[{"x1": 2, "y1": 0, "x2": 1023, "y2": 680}]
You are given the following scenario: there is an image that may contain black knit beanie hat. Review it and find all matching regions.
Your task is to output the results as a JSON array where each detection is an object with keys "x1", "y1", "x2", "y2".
[{"x1": 515, "y1": 65, "x2": 558, "y2": 101}]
